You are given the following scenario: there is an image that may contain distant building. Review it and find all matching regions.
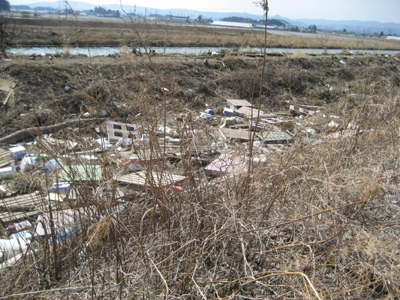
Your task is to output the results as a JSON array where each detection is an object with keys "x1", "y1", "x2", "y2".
[
  {"x1": 171, "y1": 15, "x2": 188, "y2": 23},
  {"x1": 212, "y1": 21, "x2": 253, "y2": 29},
  {"x1": 256, "y1": 25, "x2": 283, "y2": 30}
]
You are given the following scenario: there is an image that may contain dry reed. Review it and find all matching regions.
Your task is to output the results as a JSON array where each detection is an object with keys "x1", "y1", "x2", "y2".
[{"x1": 0, "y1": 4, "x2": 399, "y2": 299}]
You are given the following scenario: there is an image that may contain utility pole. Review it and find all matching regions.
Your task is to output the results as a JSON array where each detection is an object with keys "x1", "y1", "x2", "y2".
[{"x1": 0, "y1": 23, "x2": 3, "y2": 55}]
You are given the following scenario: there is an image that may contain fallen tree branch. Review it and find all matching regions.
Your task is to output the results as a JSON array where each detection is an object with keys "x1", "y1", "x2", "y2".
[{"x1": 0, "y1": 118, "x2": 105, "y2": 144}]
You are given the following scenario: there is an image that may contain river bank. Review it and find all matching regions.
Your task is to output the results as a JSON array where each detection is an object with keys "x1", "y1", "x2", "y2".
[{"x1": 2, "y1": 16, "x2": 400, "y2": 50}]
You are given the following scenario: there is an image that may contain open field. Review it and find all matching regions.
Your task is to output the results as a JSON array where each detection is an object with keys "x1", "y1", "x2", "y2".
[
  {"x1": 2, "y1": 16, "x2": 400, "y2": 50},
  {"x1": 0, "y1": 47, "x2": 399, "y2": 299}
]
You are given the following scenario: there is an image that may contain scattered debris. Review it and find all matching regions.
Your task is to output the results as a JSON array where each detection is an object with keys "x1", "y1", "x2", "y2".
[
  {"x1": 223, "y1": 107, "x2": 234, "y2": 116},
  {"x1": 289, "y1": 105, "x2": 315, "y2": 117},
  {"x1": 328, "y1": 121, "x2": 339, "y2": 127},
  {"x1": 249, "y1": 118, "x2": 282, "y2": 132},
  {"x1": 257, "y1": 131, "x2": 292, "y2": 144},
  {"x1": 9, "y1": 146, "x2": 26, "y2": 160},
  {"x1": 106, "y1": 120, "x2": 141, "y2": 143},
  {"x1": 0, "y1": 163, "x2": 16, "y2": 179}
]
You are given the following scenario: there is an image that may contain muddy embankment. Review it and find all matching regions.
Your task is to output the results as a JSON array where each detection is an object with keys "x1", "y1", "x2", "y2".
[{"x1": 0, "y1": 52, "x2": 399, "y2": 138}]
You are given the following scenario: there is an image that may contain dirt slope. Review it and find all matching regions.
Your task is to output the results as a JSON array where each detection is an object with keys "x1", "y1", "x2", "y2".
[{"x1": 0, "y1": 52, "x2": 399, "y2": 137}]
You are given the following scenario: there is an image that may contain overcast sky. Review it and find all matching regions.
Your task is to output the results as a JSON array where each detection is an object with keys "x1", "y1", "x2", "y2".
[{"x1": 13, "y1": 0, "x2": 400, "y2": 23}]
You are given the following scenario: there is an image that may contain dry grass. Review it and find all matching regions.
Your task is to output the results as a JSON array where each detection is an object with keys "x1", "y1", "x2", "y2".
[
  {"x1": 4, "y1": 16, "x2": 400, "y2": 50},
  {"x1": 0, "y1": 13, "x2": 400, "y2": 299},
  {"x1": 2, "y1": 88, "x2": 399, "y2": 299}
]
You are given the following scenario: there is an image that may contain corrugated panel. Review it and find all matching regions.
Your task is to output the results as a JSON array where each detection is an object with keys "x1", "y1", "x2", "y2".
[{"x1": 115, "y1": 171, "x2": 186, "y2": 188}]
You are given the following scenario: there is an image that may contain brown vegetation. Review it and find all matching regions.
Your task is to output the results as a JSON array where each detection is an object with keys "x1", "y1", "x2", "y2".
[
  {"x1": 0, "y1": 20, "x2": 399, "y2": 298},
  {"x1": 2, "y1": 16, "x2": 400, "y2": 50}
]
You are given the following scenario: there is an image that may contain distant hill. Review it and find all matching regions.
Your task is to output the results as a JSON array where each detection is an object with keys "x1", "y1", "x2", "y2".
[
  {"x1": 275, "y1": 16, "x2": 400, "y2": 35},
  {"x1": 26, "y1": 1, "x2": 265, "y2": 20},
  {"x1": 26, "y1": 1, "x2": 400, "y2": 35}
]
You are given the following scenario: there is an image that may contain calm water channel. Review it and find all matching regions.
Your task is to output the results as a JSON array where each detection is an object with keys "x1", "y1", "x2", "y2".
[{"x1": 7, "y1": 46, "x2": 400, "y2": 56}]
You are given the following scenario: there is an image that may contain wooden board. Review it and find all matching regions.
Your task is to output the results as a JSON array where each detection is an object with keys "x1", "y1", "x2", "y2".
[
  {"x1": 0, "y1": 149, "x2": 13, "y2": 168},
  {"x1": 219, "y1": 128, "x2": 257, "y2": 142},
  {"x1": 204, "y1": 153, "x2": 247, "y2": 176}
]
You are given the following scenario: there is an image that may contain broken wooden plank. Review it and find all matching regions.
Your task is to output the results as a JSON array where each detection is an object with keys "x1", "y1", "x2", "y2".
[
  {"x1": 0, "y1": 149, "x2": 13, "y2": 168},
  {"x1": 204, "y1": 153, "x2": 247, "y2": 176},
  {"x1": 226, "y1": 99, "x2": 253, "y2": 110},
  {"x1": 249, "y1": 118, "x2": 283, "y2": 132},
  {"x1": 289, "y1": 105, "x2": 315, "y2": 116},
  {"x1": 3, "y1": 89, "x2": 14, "y2": 106},
  {"x1": 219, "y1": 128, "x2": 257, "y2": 142},
  {"x1": 0, "y1": 118, "x2": 105, "y2": 145},
  {"x1": 235, "y1": 106, "x2": 264, "y2": 118}
]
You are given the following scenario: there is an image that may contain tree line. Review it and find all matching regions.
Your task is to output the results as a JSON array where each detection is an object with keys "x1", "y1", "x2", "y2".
[{"x1": 221, "y1": 16, "x2": 288, "y2": 27}]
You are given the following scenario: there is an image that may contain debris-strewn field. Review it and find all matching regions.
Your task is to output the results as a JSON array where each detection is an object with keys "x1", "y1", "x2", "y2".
[{"x1": 0, "y1": 50, "x2": 399, "y2": 299}]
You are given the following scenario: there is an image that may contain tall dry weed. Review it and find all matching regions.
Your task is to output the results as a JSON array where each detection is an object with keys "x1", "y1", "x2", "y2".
[{"x1": 0, "y1": 3, "x2": 400, "y2": 299}]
